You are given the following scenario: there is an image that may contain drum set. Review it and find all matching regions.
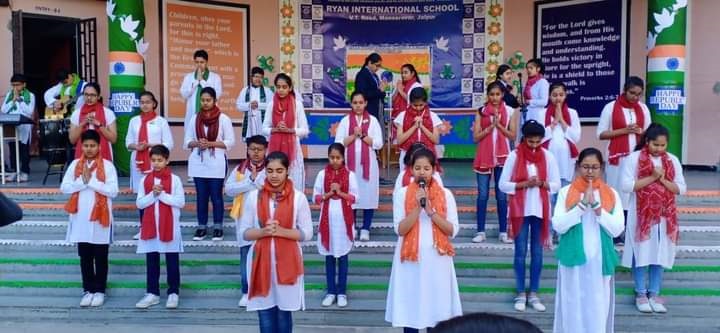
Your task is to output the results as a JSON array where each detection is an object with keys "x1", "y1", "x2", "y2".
[{"x1": 38, "y1": 118, "x2": 72, "y2": 184}]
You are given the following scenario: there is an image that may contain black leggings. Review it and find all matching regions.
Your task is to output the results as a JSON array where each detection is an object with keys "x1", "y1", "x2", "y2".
[{"x1": 77, "y1": 242, "x2": 109, "y2": 293}]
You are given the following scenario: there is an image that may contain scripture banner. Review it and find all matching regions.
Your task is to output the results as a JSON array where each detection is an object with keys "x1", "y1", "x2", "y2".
[
  {"x1": 107, "y1": 0, "x2": 146, "y2": 175},
  {"x1": 646, "y1": 0, "x2": 687, "y2": 159},
  {"x1": 162, "y1": 0, "x2": 249, "y2": 122},
  {"x1": 535, "y1": 0, "x2": 628, "y2": 121}
]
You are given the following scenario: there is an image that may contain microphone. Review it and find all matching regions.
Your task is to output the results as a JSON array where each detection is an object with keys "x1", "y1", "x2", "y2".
[{"x1": 418, "y1": 178, "x2": 427, "y2": 208}]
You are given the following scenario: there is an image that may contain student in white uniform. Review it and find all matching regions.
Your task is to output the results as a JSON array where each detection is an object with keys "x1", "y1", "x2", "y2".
[
  {"x1": 184, "y1": 86, "x2": 235, "y2": 241},
  {"x1": 134, "y1": 145, "x2": 185, "y2": 309},
  {"x1": 44, "y1": 69, "x2": 87, "y2": 114},
  {"x1": 314, "y1": 143, "x2": 359, "y2": 308},
  {"x1": 552, "y1": 148, "x2": 624, "y2": 333},
  {"x1": 522, "y1": 58, "x2": 550, "y2": 124},
  {"x1": 620, "y1": 124, "x2": 686, "y2": 314},
  {"x1": 262, "y1": 73, "x2": 309, "y2": 191},
  {"x1": 597, "y1": 76, "x2": 651, "y2": 244},
  {"x1": 393, "y1": 142, "x2": 444, "y2": 192},
  {"x1": 385, "y1": 148, "x2": 462, "y2": 332},
  {"x1": 61, "y1": 130, "x2": 119, "y2": 308},
  {"x1": 471, "y1": 82, "x2": 518, "y2": 244},
  {"x1": 68, "y1": 83, "x2": 117, "y2": 161},
  {"x1": 225, "y1": 135, "x2": 268, "y2": 308},
  {"x1": 1, "y1": 74, "x2": 36, "y2": 182},
  {"x1": 126, "y1": 91, "x2": 174, "y2": 240},
  {"x1": 180, "y1": 49, "x2": 223, "y2": 130},
  {"x1": 237, "y1": 67, "x2": 274, "y2": 140},
  {"x1": 239, "y1": 151, "x2": 313, "y2": 333},
  {"x1": 394, "y1": 87, "x2": 442, "y2": 172},
  {"x1": 335, "y1": 91, "x2": 383, "y2": 241},
  {"x1": 499, "y1": 120, "x2": 560, "y2": 313}
]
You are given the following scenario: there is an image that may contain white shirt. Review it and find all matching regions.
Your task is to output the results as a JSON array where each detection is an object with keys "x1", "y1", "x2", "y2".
[
  {"x1": 1, "y1": 90, "x2": 36, "y2": 144},
  {"x1": 225, "y1": 163, "x2": 267, "y2": 247},
  {"x1": 525, "y1": 78, "x2": 550, "y2": 123},
  {"x1": 70, "y1": 106, "x2": 117, "y2": 159},
  {"x1": 313, "y1": 169, "x2": 359, "y2": 257},
  {"x1": 183, "y1": 113, "x2": 235, "y2": 179},
  {"x1": 499, "y1": 148, "x2": 561, "y2": 218},
  {"x1": 44, "y1": 81, "x2": 87, "y2": 112},
  {"x1": 475, "y1": 104, "x2": 515, "y2": 173},
  {"x1": 135, "y1": 173, "x2": 185, "y2": 254},
  {"x1": 393, "y1": 110, "x2": 443, "y2": 172},
  {"x1": 262, "y1": 95, "x2": 310, "y2": 191},
  {"x1": 237, "y1": 86, "x2": 274, "y2": 139},
  {"x1": 541, "y1": 107, "x2": 581, "y2": 181},
  {"x1": 596, "y1": 100, "x2": 652, "y2": 156},
  {"x1": 180, "y1": 71, "x2": 223, "y2": 127},
  {"x1": 60, "y1": 159, "x2": 119, "y2": 245},
  {"x1": 125, "y1": 114, "x2": 174, "y2": 192}
]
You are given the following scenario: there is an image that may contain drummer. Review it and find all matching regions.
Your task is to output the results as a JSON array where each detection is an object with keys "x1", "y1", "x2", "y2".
[{"x1": 1, "y1": 74, "x2": 36, "y2": 182}]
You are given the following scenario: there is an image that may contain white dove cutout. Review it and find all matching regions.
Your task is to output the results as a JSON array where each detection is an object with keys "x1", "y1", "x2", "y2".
[
  {"x1": 120, "y1": 15, "x2": 140, "y2": 40},
  {"x1": 653, "y1": 8, "x2": 676, "y2": 34},
  {"x1": 106, "y1": 0, "x2": 116, "y2": 22},
  {"x1": 672, "y1": 0, "x2": 687, "y2": 11},
  {"x1": 646, "y1": 32, "x2": 657, "y2": 52},
  {"x1": 435, "y1": 36, "x2": 449, "y2": 52},
  {"x1": 333, "y1": 35, "x2": 347, "y2": 52},
  {"x1": 135, "y1": 37, "x2": 149, "y2": 60}
]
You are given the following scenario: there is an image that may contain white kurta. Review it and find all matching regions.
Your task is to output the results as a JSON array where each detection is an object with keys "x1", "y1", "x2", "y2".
[
  {"x1": 525, "y1": 78, "x2": 550, "y2": 123},
  {"x1": 238, "y1": 188, "x2": 314, "y2": 312},
  {"x1": 620, "y1": 151, "x2": 686, "y2": 269},
  {"x1": 44, "y1": 81, "x2": 87, "y2": 112},
  {"x1": 70, "y1": 106, "x2": 117, "y2": 160},
  {"x1": 499, "y1": 148, "x2": 561, "y2": 218},
  {"x1": 236, "y1": 86, "x2": 274, "y2": 139},
  {"x1": 393, "y1": 171, "x2": 444, "y2": 194},
  {"x1": 179, "y1": 71, "x2": 223, "y2": 127},
  {"x1": 393, "y1": 111, "x2": 443, "y2": 172},
  {"x1": 596, "y1": 101, "x2": 651, "y2": 207},
  {"x1": 125, "y1": 115, "x2": 174, "y2": 192},
  {"x1": 60, "y1": 159, "x2": 119, "y2": 244},
  {"x1": 313, "y1": 169, "x2": 359, "y2": 257},
  {"x1": 135, "y1": 174, "x2": 185, "y2": 254},
  {"x1": 1, "y1": 91, "x2": 36, "y2": 144},
  {"x1": 541, "y1": 107, "x2": 581, "y2": 182},
  {"x1": 385, "y1": 187, "x2": 462, "y2": 329},
  {"x1": 225, "y1": 164, "x2": 267, "y2": 247},
  {"x1": 334, "y1": 114, "x2": 383, "y2": 209},
  {"x1": 183, "y1": 113, "x2": 235, "y2": 179},
  {"x1": 552, "y1": 186, "x2": 625, "y2": 333},
  {"x1": 262, "y1": 96, "x2": 309, "y2": 191}
]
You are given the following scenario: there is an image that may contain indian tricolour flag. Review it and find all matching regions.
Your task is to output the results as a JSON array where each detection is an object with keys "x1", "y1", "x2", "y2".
[
  {"x1": 109, "y1": 51, "x2": 145, "y2": 88},
  {"x1": 647, "y1": 45, "x2": 685, "y2": 73}
]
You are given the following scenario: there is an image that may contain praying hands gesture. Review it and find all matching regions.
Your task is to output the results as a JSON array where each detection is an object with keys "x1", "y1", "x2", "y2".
[
  {"x1": 81, "y1": 162, "x2": 92, "y2": 184},
  {"x1": 152, "y1": 184, "x2": 163, "y2": 197}
]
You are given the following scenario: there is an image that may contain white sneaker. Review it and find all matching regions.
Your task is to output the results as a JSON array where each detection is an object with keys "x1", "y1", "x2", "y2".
[
  {"x1": 321, "y1": 294, "x2": 336, "y2": 307},
  {"x1": 17, "y1": 172, "x2": 28, "y2": 182},
  {"x1": 499, "y1": 232, "x2": 513, "y2": 244},
  {"x1": 79, "y1": 292, "x2": 93, "y2": 307},
  {"x1": 238, "y1": 294, "x2": 249, "y2": 307},
  {"x1": 528, "y1": 295, "x2": 546, "y2": 312},
  {"x1": 359, "y1": 229, "x2": 370, "y2": 241},
  {"x1": 513, "y1": 295, "x2": 527, "y2": 312},
  {"x1": 133, "y1": 231, "x2": 141, "y2": 240},
  {"x1": 187, "y1": 177, "x2": 194, "y2": 183},
  {"x1": 3, "y1": 172, "x2": 16, "y2": 182},
  {"x1": 471, "y1": 232, "x2": 486, "y2": 243},
  {"x1": 135, "y1": 293, "x2": 160, "y2": 309},
  {"x1": 636, "y1": 295, "x2": 653, "y2": 313},
  {"x1": 649, "y1": 296, "x2": 667, "y2": 313},
  {"x1": 337, "y1": 294, "x2": 348, "y2": 308},
  {"x1": 90, "y1": 292, "x2": 105, "y2": 307},
  {"x1": 166, "y1": 293, "x2": 179, "y2": 309}
]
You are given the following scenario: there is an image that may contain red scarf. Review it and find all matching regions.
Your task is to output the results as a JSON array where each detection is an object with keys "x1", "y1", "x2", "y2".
[
  {"x1": 347, "y1": 111, "x2": 371, "y2": 180},
  {"x1": 473, "y1": 103, "x2": 510, "y2": 173},
  {"x1": 195, "y1": 106, "x2": 221, "y2": 160},
  {"x1": 75, "y1": 103, "x2": 112, "y2": 161},
  {"x1": 135, "y1": 111, "x2": 157, "y2": 173},
  {"x1": 508, "y1": 142, "x2": 551, "y2": 246},
  {"x1": 268, "y1": 93, "x2": 297, "y2": 163},
  {"x1": 523, "y1": 74, "x2": 543, "y2": 103},
  {"x1": 64, "y1": 156, "x2": 110, "y2": 227},
  {"x1": 317, "y1": 165, "x2": 355, "y2": 252},
  {"x1": 542, "y1": 102, "x2": 578, "y2": 158},
  {"x1": 140, "y1": 168, "x2": 174, "y2": 242},
  {"x1": 238, "y1": 158, "x2": 265, "y2": 174},
  {"x1": 636, "y1": 147, "x2": 678, "y2": 243},
  {"x1": 249, "y1": 179, "x2": 304, "y2": 299},
  {"x1": 391, "y1": 77, "x2": 418, "y2": 118},
  {"x1": 608, "y1": 95, "x2": 645, "y2": 165},
  {"x1": 399, "y1": 106, "x2": 435, "y2": 151}
]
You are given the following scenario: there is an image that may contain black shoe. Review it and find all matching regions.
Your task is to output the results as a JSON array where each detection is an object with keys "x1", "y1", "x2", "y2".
[
  {"x1": 212, "y1": 229, "x2": 224, "y2": 241},
  {"x1": 192, "y1": 229, "x2": 207, "y2": 241}
]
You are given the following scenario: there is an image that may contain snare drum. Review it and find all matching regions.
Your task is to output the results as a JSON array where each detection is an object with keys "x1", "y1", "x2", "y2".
[{"x1": 39, "y1": 119, "x2": 68, "y2": 150}]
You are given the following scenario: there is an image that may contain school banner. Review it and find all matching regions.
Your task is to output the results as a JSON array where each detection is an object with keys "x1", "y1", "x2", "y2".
[
  {"x1": 535, "y1": 0, "x2": 629, "y2": 121},
  {"x1": 646, "y1": 0, "x2": 687, "y2": 159},
  {"x1": 107, "y1": 0, "x2": 146, "y2": 175}
]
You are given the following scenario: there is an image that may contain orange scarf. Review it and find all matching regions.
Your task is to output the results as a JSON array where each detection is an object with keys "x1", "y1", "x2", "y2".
[
  {"x1": 63, "y1": 156, "x2": 110, "y2": 227},
  {"x1": 249, "y1": 179, "x2": 304, "y2": 299},
  {"x1": 401, "y1": 179, "x2": 455, "y2": 262},
  {"x1": 565, "y1": 177, "x2": 615, "y2": 213}
]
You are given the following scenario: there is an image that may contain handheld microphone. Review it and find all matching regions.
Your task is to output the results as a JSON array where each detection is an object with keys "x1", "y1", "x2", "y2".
[{"x1": 418, "y1": 178, "x2": 427, "y2": 208}]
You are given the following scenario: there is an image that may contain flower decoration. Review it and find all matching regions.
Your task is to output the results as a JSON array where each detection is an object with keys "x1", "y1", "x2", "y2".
[
  {"x1": 489, "y1": 4, "x2": 503, "y2": 17},
  {"x1": 488, "y1": 22, "x2": 502, "y2": 36},
  {"x1": 329, "y1": 121, "x2": 340, "y2": 137},
  {"x1": 487, "y1": 41, "x2": 503, "y2": 56},
  {"x1": 281, "y1": 22, "x2": 295, "y2": 38},
  {"x1": 281, "y1": 41, "x2": 295, "y2": 55},
  {"x1": 280, "y1": 4, "x2": 294, "y2": 18},
  {"x1": 282, "y1": 61, "x2": 296, "y2": 74},
  {"x1": 440, "y1": 120, "x2": 453, "y2": 136},
  {"x1": 485, "y1": 60, "x2": 499, "y2": 74}
]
